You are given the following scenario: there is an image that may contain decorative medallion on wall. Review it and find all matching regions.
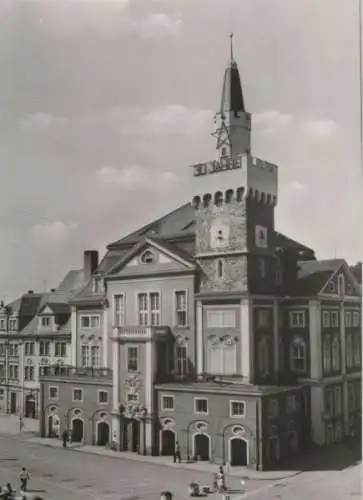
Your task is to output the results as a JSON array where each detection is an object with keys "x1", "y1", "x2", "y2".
[
  {"x1": 255, "y1": 225, "x2": 268, "y2": 248},
  {"x1": 232, "y1": 426, "x2": 245, "y2": 436},
  {"x1": 98, "y1": 336, "x2": 102, "y2": 341},
  {"x1": 49, "y1": 406, "x2": 57, "y2": 413},
  {"x1": 124, "y1": 375, "x2": 142, "y2": 391},
  {"x1": 175, "y1": 336, "x2": 187, "y2": 346},
  {"x1": 80, "y1": 334, "x2": 85, "y2": 340},
  {"x1": 89, "y1": 334, "x2": 95, "y2": 341},
  {"x1": 210, "y1": 220, "x2": 230, "y2": 249},
  {"x1": 100, "y1": 412, "x2": 107, "y2": 419},
  {"x1": 26, "y1": 359, "x2": 33, "y2": 366},
  {"x1": 161, "y1": 418, "x2": 175, "y2": 428},
  {"x1": 195, "y1": 422, "x2": 208, "y2": 433},
  {"x1": 74, "y1": 409, "x2": 82, "y2": 416}
]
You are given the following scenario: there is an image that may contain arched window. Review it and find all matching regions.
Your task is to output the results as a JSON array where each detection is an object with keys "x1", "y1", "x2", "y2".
[
  {"x1": 331, "y1": 336, "x2": 340, "y2": 371},
  {"x1": 258, "y1": 336, "x2": 270, "y2": 376},
  {"x1": 141, "y1": 250, "x2": 156, "y2": 264},
  {"x1": 217, "y1": 259, "x2": 224, "y2": 279},
  {"x1": 323, "y1": 335, "x2": 331, "y2": 372},
  {"x1": 337, "y1": 274, "x2": 345, "y2": 296},
  {"x1": 290, "y1": 337, "x2": 306, "y2": 372},
  {"x1": 346, "y1": 334, "x2": 353, "y2": 369},
  {"x1": 175, "y1": 337, "x2": 188, "y2": 377},
  {"x1": 353, "y1": 333, "x2": 361, "y2": 368}
]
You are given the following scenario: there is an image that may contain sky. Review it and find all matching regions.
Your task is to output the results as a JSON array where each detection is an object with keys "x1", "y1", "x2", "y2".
[{"x1": 0, "y1": 0, "x2": 361, "y2": 301}]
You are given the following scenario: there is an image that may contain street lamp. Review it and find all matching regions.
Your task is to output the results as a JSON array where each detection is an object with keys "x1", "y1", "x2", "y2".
[{"x1": 18, "y1": 339, "x2": 25, "y2": 433}]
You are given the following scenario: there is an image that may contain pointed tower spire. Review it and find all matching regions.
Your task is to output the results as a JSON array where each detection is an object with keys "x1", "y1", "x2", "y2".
[{"x1": 220, "y1": 33, "x2": 245, "y2": 116}]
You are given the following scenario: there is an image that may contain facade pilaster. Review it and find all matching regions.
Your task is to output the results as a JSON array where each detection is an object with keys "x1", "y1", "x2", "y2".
[
  {"x1": 70, "y1": 306, "x2": 77, "y2": 366},
  {"x1": 196, "y1": 300, "x2": 203, "y2": 375}
]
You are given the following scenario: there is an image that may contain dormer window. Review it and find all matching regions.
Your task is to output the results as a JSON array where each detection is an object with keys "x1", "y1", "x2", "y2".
[
  {"x1": 221, "y1": 147, "x2": 227, "y2": 157},
  {"x1": 41, "y1": 316, "x2": 51, "y2": 328},
  {"x1": 9, "y1": 319, "x2": 17, "y2": 331},
  {"x1": 140, "y1": 250, "x2": 156, "y2": 265}
]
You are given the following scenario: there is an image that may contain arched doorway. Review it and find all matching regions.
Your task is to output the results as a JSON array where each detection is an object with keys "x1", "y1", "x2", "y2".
[
  {"x1": 194, "y1": 433, "x2": 210, "y2": 461},
  {"x1": 25, "y1": 395, "x2": 36, "y2": 418},
  {"x1": 97, "y1": 422, "x2": 110, "y2": 446},
  {"x1": 72, "y1": 418, "x2": 84, "y2": 443},
  {"x1": 47, "y1": 414, "x2": 60, "y2": 438},
  {"x1": 161, "y1": 429, "x2": 175, "y2": 456},
  {"x1": 230, "y1": 438, "x2": 248, "y2": 466}
]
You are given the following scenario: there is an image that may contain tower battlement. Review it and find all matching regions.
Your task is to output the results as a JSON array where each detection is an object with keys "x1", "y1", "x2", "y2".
[{"x1": 191, "y1": 154, "x2": 278, "y2": 208}]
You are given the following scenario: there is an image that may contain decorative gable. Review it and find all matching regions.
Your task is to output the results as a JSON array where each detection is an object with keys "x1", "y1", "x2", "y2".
[
  {"x1": 39, "y1": 305, "x2": 54, "y2": 316},
  {"x1": 321, "y1": 264, "x2": 361, "y2": 297}
]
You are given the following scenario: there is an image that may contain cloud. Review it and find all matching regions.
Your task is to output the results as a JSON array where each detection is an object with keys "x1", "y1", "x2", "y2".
[
  {"x1": 97, "y1": 165, "x2": 178, "y2": 192},
  {"x1": 253, "y1": 110, "x2": 293, "y2": 135},
  {"x1": 287, "y1": 181, "x2": 307, "y2": 192},
  {"x1": 29, "y1": 221, "x2": 78, "y2": 245},
  {"x1": 132, "y1": 13, "x2": 183, "y2": 39},
  {"x1": 144, "y1": 105, "x2": 212, "y2": 134},
  {"x1": 19, "y1": 113, "x2": 67, "y2": 134},
  {"x1": 302, "y1": 119, "x2": 338, "y2": 139}
]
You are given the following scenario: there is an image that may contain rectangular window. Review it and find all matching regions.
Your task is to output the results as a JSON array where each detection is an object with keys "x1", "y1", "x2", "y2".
[
  {"x1": 353, "y1": 312, "x2": 360, "y2": 327},
  {"x1": 138, "y1": 293, "x2": 149, "y2": 325},
  {"x1": 286, "y1": 395, "x2": 296, "y2": 414},
  {"x1": 334, "y1": 386, "x2": 342, "y2": 416},
  {"x1": 194, "y1": 398, "x2": 208, "y2": 415},
  {"x1": 81, "y1": 345, "x2": 89, "y2": 368},
  {"x1": 230, "y1": 400, "x2": 246, "y2": 417},
  {"x1": 268, "y1": 399, "x2": 279, "y2": 419},
  {"x1": 345, "y1": 312, "x2": 352, "y2": 328},
  {"x1": 175, "y1": 345, "x2": 187, "y2": 376},
  {"x1": 257, "y1": 310, "x2": 270, "y2": 329},
  {"x1": 323, "y1": 311, "x2": 330, "y2": 328},
  {"x1": 0, "y1": 319, "x2": 5, "y2": 330},
  {"x1": 150, "y1": 292, "x2": 160, "y2": 326},
  {"x1": 25, "y1": 366, "x2": 35, "y2": 381},
  {"x1": 114, "y1": 294, "x2": 125, "y2": 327},
  {"x1": 80, "y1": 315, "x2": 100, "y2": 329},
  {"x1": 39, "y1": 341, "x2": 50, "y2": 356},
  {"x1": 127, "y1": 391, "x2": 139, "y2": 402},
  {"x1": 98, "y1": 390, "x2": 108, "y2": 404},
  {"x1": 0, "y1": 364, "x2": 4, "y2": 378},
  {"x1": 72, "y1": 388, "x2": 83, "y2": 402},
  {"x1": 289, "y1": 311, "x2": 305, "y2": 328},
  {"x1": 55, "y1": 342, "x2": 66, "y2": 357},
  {"x1": 49, "y1": 386, "x2": 58, "y2": 400},
  {"x1": 330, "y1": 311, "x2": 339, "y2": 327},
  {"x1": 41, "y1": 316, "x2": 51, "y2": 328},
  {"x1": 161, "y1": 395, "x2": 175, "y2": 411},
  {"x1": 326, "y1": 388, "x2": 334, "y2": 417},
  {"x1": 175, "y1": 291, "x2": 188, "y2": 327},
  {"x1": 206, "y1": 310, "x2": 237, "y2": 328},
  {"x1": 127, "y1": 346, "x2": 138, "y2": 372},
  {"x1": 9, "y1": 319, "x2": 17, "y2": 331},
  {"x1": 24, "y1": 342, "x2": 35, "y2": 356},
  {"x1": 348, "y1": 383, "x2": 355, "y2": 411},
  {"x1": 91, "y1": 345, "x2": 100, "y2": 368},
  {"x1": 0, "y1": 343, "x2": 4, "y2": 356}
]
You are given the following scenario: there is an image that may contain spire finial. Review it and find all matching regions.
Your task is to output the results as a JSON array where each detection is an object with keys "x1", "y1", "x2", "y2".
[{"x1": 229, "y1": 32, "x2": 234, "y2": 64}]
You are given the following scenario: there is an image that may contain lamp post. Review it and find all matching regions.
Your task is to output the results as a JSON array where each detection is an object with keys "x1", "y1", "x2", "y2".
[
  {"x1": 4, "y1": 338, "x2": 9, "y2": 414},
  {"x1": 17, "y1": 339, "x2": 25, "y2": 434}
]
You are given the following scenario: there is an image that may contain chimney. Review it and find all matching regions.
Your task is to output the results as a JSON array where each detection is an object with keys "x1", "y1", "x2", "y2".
[
  {"x1": 28, "y1": 290, "x2": 34, "y2": 295},
  {"x1": 50, "y1": 288, "x2": 56, "y2": 292},
  {"x1": 84, "y1": 250, "x2": 99, "y2": 282}
]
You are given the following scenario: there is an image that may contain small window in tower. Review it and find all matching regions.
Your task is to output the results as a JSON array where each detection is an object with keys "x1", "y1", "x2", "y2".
[
  {"x1": 259, "y1": 258, "x2": 266, "y2": 279},
  {"x1": 217, "y1": 259, "x2": 224, "y2": 279},
  {"x1": 221, "y1": 147, "x2": 227, "y2": 157}
]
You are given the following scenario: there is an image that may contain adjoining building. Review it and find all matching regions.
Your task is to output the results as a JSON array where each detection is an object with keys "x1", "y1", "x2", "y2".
[{"x1": 37, "y1": 39, "x2": 362, "y2": 469}]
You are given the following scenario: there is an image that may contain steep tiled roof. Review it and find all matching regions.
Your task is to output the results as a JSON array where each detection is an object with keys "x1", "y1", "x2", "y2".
[
  {"x1": 19, "y1": 294, "x2": 44, "y2": 316},
  {"x1": 294, "y1": 259, "x2": 345, "y2": 296}
]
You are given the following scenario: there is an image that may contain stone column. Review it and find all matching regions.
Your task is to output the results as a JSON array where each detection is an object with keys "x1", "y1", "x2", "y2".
[
  {"x1": 272, "y1": 300, "x2": 279, "y2": 377},
  {"x1": 240, "y1": 298, "x2": 253, "y2": 382},
  {"x1": 308, "y1": 300, "x2": 322, "y2": 379},
  {"x1": 196, "y1": 301, "x2": 203, "y2": 375},
  {"x1": 70, "y1": 306, "x2": 77, "y2": 366},
  {"x1": 111, "y1": 331, "x2": 120, "y2": 445}
]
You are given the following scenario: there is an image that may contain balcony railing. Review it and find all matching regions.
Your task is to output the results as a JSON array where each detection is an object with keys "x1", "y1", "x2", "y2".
[
  {"x1": 39, "y1": 365, "x2": 112, "y2": 379},
  {"x1": 114, "y1": 325, "x2": 170, "y2": 339}
]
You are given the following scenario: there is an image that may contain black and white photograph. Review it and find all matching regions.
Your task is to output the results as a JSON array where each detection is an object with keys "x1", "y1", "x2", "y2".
[{"x1": 0, "y1": 1, "x2": 361, "y2": 499}]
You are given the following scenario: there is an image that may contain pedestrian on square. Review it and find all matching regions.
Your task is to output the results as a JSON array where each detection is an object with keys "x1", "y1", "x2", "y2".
[
  {"x1": 62, "y1": 429, "x2": 68, "y2": 448},
  {"x1": 173, "y1": 441, "x2": 181, "y2": 463},
  {"x1": 20, "y1": 466, "x2": 30, "y2": 492}
]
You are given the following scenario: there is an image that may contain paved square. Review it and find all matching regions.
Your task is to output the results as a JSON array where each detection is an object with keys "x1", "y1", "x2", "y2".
[{"x1": 0, "y1": 435, "x2": 360, "y2": 500}]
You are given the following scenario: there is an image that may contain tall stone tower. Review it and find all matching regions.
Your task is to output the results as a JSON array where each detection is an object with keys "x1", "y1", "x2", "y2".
[{"x1": 192, "y1": 35, "x2": 279, "y2": 296}]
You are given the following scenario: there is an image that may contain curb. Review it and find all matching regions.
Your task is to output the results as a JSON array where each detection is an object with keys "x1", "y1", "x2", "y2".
[{"x1": 23, "y1": 439, "x2": 301, "y2": 482}]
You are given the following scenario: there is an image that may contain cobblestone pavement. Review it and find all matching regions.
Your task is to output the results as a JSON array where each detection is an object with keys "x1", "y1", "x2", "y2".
[
  {"x1": 0, "y1": 432, "x2": 360, "y2": 500},
  {"x1": 0, "y1": 435, "x2": 267, "y2": 500}
]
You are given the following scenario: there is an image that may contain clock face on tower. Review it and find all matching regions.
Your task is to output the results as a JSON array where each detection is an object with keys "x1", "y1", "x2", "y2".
[{"x1": 210, "y1": 221, "x2": 230, "y2": 249}]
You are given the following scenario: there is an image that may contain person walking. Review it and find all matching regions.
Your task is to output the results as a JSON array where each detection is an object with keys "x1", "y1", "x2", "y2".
[
  {"x1": 20, "y1": 466, "x2": 30, "y2": 492},
  {"x1": 173, "y1": 441, "x2": 181, "y2": 464},
  {"x1": 62, "y1": 429, "x2": 68, "y2": 448}
]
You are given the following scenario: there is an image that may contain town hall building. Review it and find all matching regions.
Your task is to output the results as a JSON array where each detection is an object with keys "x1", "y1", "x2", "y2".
[{"x1": 36, "y1": 39, "x2": 361, "y2": 470}]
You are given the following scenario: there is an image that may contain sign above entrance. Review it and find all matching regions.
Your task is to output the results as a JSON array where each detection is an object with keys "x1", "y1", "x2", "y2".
[{"x1": 192, "y1": 156, "x2": 242, "y2": 177}]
